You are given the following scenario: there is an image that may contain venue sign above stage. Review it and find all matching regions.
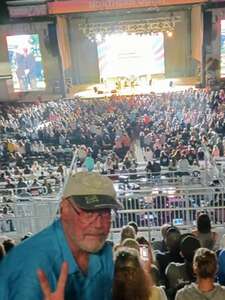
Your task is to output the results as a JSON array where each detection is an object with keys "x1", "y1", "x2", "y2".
[{"x1": 48, "y1": 0, "x2": 207, "y2": 15}]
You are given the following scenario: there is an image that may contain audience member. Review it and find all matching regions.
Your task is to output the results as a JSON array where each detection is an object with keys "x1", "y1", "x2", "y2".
[
  {"x1": 136, "y1": 236, "x2": 161, "y2": 286},
  {"x1": 166, "y1": 235, "x2": 201, "y2": 299},
  {"x1": 152, "y1": 223, "x2": 171, "y2": 252},
  {"x1": 175, "y1": 248, "x2": 225, "y2": 300},
  {"x1": 127, "y1": 221, "x2": 138, "y2": 235},
  {"x1": 156, "y1": 227, "x2": 183, "y2": 284},
  {"x1": 0, "y1": 172, "x2": 122, "y2": 300},
  {"x1": 192, "y1": 213, "x2": 218, "y2": 250},
  {"x1": 112, "y1": 248, "x2": 167, "y2": 300}
]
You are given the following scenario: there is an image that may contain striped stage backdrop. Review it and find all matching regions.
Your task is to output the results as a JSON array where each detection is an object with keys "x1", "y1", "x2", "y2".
[{"x1": 97, "y1": 33, "x2": 165, "y2": 79}]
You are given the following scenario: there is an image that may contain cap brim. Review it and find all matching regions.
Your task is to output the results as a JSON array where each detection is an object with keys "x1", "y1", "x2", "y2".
[{"x1": 70, "y1": 195, "x2": 123, "y2": 211}]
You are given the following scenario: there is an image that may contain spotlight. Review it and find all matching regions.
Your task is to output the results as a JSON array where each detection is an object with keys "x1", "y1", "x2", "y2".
[{"x1": 167, "y1": 31, "x2": 173, "y2": 38}]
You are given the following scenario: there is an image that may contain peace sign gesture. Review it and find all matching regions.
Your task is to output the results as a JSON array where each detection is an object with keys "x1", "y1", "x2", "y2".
[{"x1": 37, "y1": 262, "x2": 68, "y2": 300}]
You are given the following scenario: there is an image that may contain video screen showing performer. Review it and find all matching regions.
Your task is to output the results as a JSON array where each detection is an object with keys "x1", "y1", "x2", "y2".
[{"x1": 7, "y1": 34, "x2": 46, "y2": 92}]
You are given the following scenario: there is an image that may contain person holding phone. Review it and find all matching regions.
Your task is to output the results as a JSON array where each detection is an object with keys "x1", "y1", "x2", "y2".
[
  {"x1": 137, "y1": 236, "x2": 162, "y2": 286},
  {"x1": 38, "y1": 248, "x2": 168, "y2": 300}
]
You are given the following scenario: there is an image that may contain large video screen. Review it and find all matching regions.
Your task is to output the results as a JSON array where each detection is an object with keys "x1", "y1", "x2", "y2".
[
  {"x1": 6, "y1": 34, "x2": 46, "y2": 92},
  {"x1": 221, "y1": 20, "x2": 225, "y2": 77},
  {"x1": 97, "y1": 33, "x2": 165, "y2": 79}
]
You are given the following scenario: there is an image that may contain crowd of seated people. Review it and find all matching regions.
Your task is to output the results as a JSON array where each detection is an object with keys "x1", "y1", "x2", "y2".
[
  {"x1": 0, "y1": 97, "x2": 135, "y2": 232},
  {"x1": 0, "y1": 88, "x2": 225, "y2": 181},
  {"x1": 0, "y1": 161, "x2": 64, "y2": 233},
  {"x1": 0, "y1": 97, "x2": 135, "y2": 189},
  {"x1": 0, "y1": 88, "x2": 225, "y2": 235},
  {"x1": 138, "y1": 89, "x2": 225, "y2": 175}
]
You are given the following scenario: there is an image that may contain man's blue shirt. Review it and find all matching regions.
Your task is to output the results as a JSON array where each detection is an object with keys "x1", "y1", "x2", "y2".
[
  {"x1": 0, "y1": 219, "x2": 114, "y2": 300},
  {"x1": 218, "y1": 249, "x2": 225, "y2": 285}
]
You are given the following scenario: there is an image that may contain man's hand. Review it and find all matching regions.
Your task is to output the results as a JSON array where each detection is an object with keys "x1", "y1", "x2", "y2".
[{"x1": 37, "y1": 262, "x2": 68, "y2": 300}]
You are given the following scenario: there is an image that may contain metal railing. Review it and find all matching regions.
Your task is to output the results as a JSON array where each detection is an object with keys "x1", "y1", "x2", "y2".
[
  {"x1": 1, "y1": 184, "x2": 225, "y2": 239},
  {"x1": 1, "y1": 151, "x2": 225, "y2": 240}
]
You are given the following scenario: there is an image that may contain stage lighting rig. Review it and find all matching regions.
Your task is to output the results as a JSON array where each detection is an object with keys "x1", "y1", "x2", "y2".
[{"x1": 79, "y1": 16, "x2": 181, "y2": 41}]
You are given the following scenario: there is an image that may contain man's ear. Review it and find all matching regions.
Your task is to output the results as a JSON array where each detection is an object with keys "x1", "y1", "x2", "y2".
[{"x1": 60, "y1": 198, "x2": 70, "y2": 219}]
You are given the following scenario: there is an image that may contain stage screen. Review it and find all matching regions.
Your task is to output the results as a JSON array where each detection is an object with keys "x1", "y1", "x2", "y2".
[
  {"x1": 221, "y1": 20, "x2": 225, "y2": 77},
  {"x1": 6, "y1": 34, "x2": 46, "y2": 92},
  {"x1": 97, "y1": 33, "x2": 165, "y2": 79}
]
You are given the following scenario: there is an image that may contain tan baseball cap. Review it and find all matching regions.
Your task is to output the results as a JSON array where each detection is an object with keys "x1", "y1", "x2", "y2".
[{"x1": 63, "y1": 171, "x2": 122, "y2": 210}]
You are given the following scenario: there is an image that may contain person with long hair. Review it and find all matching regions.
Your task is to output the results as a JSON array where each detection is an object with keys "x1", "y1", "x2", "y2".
[
  {"x1": 38, "y1": 247, "x2": 167, "y2": 300},
  {"x1": 113, "y1": 248, "x2": 167, "y2": 300},
  {"x1": 112, "y1": 248, "x2": 167, "y2": 300},
  {"x1": 113, "y1": 248, "x2": 151, "y2": 300},
  {"x1": 192, "y1": 212, "x2": 218, "y2": 250}
]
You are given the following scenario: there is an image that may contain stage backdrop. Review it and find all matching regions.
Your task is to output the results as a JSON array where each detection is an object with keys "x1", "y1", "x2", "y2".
[
  {"x1": 68, "y1": 8, "x2": 195, "y2": 84},
  {"x1": 0, "y1": 22, "x2": 62, "y2": 101},
  {"x1": 97, "y1": 33, "x2": 165, "y2": 79}
]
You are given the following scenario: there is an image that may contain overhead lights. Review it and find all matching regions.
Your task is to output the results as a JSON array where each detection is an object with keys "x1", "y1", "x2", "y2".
[
  {"x1": 167, "y1": 31, "x2": 173, "y2": 37},
  {"x1": 79, "y1": 16, "x2": 181, "y2": 41}
]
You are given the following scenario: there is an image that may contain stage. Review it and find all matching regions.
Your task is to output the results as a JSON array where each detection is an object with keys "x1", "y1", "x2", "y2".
[{"x1": 73, "y1": 77, "x2": 200, "y2": 99}]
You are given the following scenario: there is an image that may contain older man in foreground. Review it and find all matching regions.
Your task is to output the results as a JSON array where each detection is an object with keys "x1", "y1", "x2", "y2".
[{"x1": 0, "y1": 172, "x2": 122, "y2": 300}]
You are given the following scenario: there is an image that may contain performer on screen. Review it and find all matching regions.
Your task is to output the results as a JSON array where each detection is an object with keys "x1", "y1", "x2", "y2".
[
  {"x1": 23, "y1": 47, "x2": 37, "y2": 90},
  {"x1": 14, "y1": 47, "x2": 37, "y2": 91}
]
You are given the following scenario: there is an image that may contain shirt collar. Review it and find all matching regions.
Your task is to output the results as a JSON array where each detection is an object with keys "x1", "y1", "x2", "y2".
[
  {"x1": 88, "y1": 251, "x2": 102, "y2": 278},
  {"x1": 54, "y1": 219, "x2": 78, "y2": 275}
]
